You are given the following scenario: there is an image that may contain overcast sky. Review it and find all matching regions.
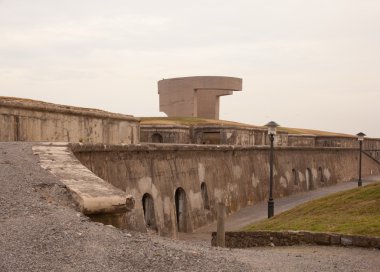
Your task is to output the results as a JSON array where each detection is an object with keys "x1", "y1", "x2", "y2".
[{"x1": 1, "y1": 0, "x2": 379, "y2": 137}]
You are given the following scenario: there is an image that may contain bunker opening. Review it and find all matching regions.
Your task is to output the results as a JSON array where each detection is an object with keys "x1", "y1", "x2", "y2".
[
  {"x1": 201, "y1": 182, "x2": 210, "y2": 210},
  {"x1": 306, "y1": 168, "x2": 314, "y2": 190},
  {"x1": 292, "y1": 169, "x2": 298, "y2": 185},
  {"x1": 202, "y1": 132, "x2": 220, "y2": 144},
  {"x1": 174, "y1": 187, "x2": 187, "y2": 232},
  {"x1": 319, "y1": 167, "x2": 324, "y2": 183},
  {"x1": 151, "y1": 133, "x2": 163, "y2": 143},
  {"x1": 142, "y1": 193, "x2": 157, "y2": 231}
]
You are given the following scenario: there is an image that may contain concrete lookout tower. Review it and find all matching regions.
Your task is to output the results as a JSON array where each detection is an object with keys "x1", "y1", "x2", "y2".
[{"x1": 158, "y1": 76, "x2": 242, "y2": 120}]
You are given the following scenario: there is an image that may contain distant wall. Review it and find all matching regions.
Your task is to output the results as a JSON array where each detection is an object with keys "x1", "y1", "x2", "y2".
[
  {"x1": 192, "y1": 126, "x2": 255, "y2": 145},
  {"x1": 72, "y1": 144, "x2": 380, "y2": 237},
  {"x1": 0, "y1": 98, "x2": 139, "y2": 144},
  {"x1": 288, "y1": 135, "x2": 316, "y2": 147},
  {"x1": 315, "y1": 136, "x2": 357, "y2": 148},
  {"x1": 140, "y1": 125, "x2": 190, "y2": 144},
  {"x1": 141, "y1": 125, "x2": 291, "y2": 147},
  {"x1": 140, "y1": 125, "x2": 380, "y2": 158}
]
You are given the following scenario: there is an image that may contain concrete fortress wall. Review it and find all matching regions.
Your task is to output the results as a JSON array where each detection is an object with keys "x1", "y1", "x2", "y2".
[
  {"x1": 0, "y1": 97, "x2": 140, "y2": 144},
  {"x1": 71, "y1": 144, "x2": 380, "y2": 238}
]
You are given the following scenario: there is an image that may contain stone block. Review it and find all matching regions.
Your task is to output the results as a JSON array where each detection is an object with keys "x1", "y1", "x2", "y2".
[
  {"x1": 300, "y1": 231, "x2": 314, "y2": 244},
  {"x1": 330, "y1": 234, "x2": 341, "y2": 245},
  {"x1": 313, "y1": 233, "x2": 331, "y2": 245},
  {"x1": 352, "y1": 236, "x2": 372, "y2": 248},
  {"x1": 341, "y1": 236, "x2": 353, "y2": 246},
  {"x1": 371, "y1": 237, "x2": 380, "y2": 249}
]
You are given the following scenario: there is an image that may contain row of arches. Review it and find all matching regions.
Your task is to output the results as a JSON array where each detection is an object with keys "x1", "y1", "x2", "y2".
[
  {"x1": 291, "y1": 167, "x2": 326, "y2": 190},
  {"x1": 141, "y1": 182, "x2": 210, "y2": 233}
]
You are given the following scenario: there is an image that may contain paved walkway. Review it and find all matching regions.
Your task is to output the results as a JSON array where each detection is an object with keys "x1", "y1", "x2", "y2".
[{"x1": 179, "y1": 175, "x2": 380, "y2": 242}]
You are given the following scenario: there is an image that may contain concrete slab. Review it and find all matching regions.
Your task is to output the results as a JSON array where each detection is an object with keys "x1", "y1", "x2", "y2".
[{"x1": 32, "y1": 142, "x2": 134, "y2": 215}]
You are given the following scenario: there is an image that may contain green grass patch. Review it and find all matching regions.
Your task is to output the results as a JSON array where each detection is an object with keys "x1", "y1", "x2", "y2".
[{"x1": 244, "y1": 182, "x2": 380, "y2": 237}]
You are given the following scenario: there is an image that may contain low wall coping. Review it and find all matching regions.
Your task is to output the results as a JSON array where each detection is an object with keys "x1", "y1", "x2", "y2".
[
  {"x1": 211, "y1": 231, "x2": 380, "y2": 249},
  {"x1": 33, "y1": 142, "x2": 135, "y2": 215}
]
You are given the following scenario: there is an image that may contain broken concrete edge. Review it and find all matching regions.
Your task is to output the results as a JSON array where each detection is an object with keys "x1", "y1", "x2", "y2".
[
  {"x1": 32, "y1": 142, "x2": 135, "y2": 216},
  {"x1": 69, "y1": 142, "x2": 360, "y2": 153},
  {"x1": 211, "y1": 231, "x2": 380, "y2": 249}
]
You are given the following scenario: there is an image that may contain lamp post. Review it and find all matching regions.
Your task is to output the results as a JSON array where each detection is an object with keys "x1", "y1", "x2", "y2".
[
  {"x1": 356, "y1": 132, "x2": 366, "y2": 187},
  {"x1": 265, "y1": 121, "x2": 279, "y2": 218}
]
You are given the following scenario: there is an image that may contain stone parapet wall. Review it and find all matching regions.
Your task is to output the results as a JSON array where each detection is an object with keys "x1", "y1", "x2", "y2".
[
  {"x1": 211, "y1": 231, "x2": 380, "y2": 249},
  {"x1": 315, "y1": 136, "x2": 357, "y2": 148},
  {"x1": 288, "y1": 134, "x2": 316, "y2": 147},
  {"x1": 0, "y1": 97, "x2": 139, "y2": 144}
]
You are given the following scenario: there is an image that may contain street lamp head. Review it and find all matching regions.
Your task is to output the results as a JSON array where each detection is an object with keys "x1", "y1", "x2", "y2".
[
  {"x1": 265, "y1": 121, "x2": 280, "y2": 135},
  {"x1": 356, "y1": 132, "x2": 366, "y2": 141}
]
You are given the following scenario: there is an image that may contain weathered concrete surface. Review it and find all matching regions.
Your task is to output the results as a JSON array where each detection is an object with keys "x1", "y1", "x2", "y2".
[
  {"x1": 140, "y1": 125, "x2": 191, "y2": 144},
  {"x1": 141, "y1": 124, "x2": 290, "y2": 146},
  {"x1": 0, "y1": 97, "x2": 139, "y2": 144},
  {"x1": 71, "y1": 144, "x2": 380, "y2": 237},
  {"x1": 288, "y1": 134, "x2": 316, "y2": 147},
  {"x1": 158, "y1": 76, "x2": 242, "y2": 119},
  {"x1": 32, "y1": 143, "x2": 134, "y2": 220}
]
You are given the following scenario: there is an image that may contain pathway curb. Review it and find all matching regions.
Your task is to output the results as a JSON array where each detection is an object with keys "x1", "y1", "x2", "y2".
[{"x1": 211, "y1": 231, "x2": 380, "y2": 249}]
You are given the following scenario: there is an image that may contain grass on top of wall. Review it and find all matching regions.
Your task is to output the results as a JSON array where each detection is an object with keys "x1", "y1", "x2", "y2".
[
  {"x1": 139, "y1": 117, "x2": 258, "y2": 128},
  {"x1": 244, "y1": 182, "x2": 380, "y2": 237},
  {"x1": 139, "y1": 117, "x2": 353, "y2": 137},
  {"x1": 279, "y1": 127, "x2": 354, "y2": 137}
]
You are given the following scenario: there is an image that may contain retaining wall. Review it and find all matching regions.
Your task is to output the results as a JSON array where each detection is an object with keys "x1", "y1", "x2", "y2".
[
  {"x1": 211, "y1": 231, "x2": 380, "y2": 249},
  {"x1": 71, "y1": 144, "x2": 380, "y2": 237}
]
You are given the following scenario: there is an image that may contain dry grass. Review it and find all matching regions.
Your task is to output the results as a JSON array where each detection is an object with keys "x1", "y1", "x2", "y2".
[
  {"x1": 140, "y1": 117, "x2": 259, "y2": 128},
  {"x1": 140, "y1": 117, "x2": 354, "y2": 137},
  {"x1": 279, "y1": 127, "x2": 354, "y2": 137}
]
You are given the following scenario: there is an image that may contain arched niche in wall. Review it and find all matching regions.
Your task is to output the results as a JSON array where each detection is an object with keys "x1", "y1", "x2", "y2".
[
  {"x1": 151, "y1": 133, "x2": 163, "y2": 143},
  {"x1": 174, "y1": 187, "x2": 187, "y2": 232},
  {"x1": 318, "y1": 167, "x2": 325, "y2": 183},
  {"x1": 306, "y1": 168, "x2": 314, "y2": 190},
  {"x1": 292, "y1": 169, "x2": 298, "y2": 185},
  {"x1": 142, "y1": 193, "x2": 157, "y2": 231},
  {"x1": 201, "y1": 182, "x2": 210, "y2": 210}
]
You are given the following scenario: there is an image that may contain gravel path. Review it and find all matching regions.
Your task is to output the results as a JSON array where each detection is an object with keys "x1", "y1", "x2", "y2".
[{"x1": 0, "y1": 142, "x2": 379, "y2": 272}]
